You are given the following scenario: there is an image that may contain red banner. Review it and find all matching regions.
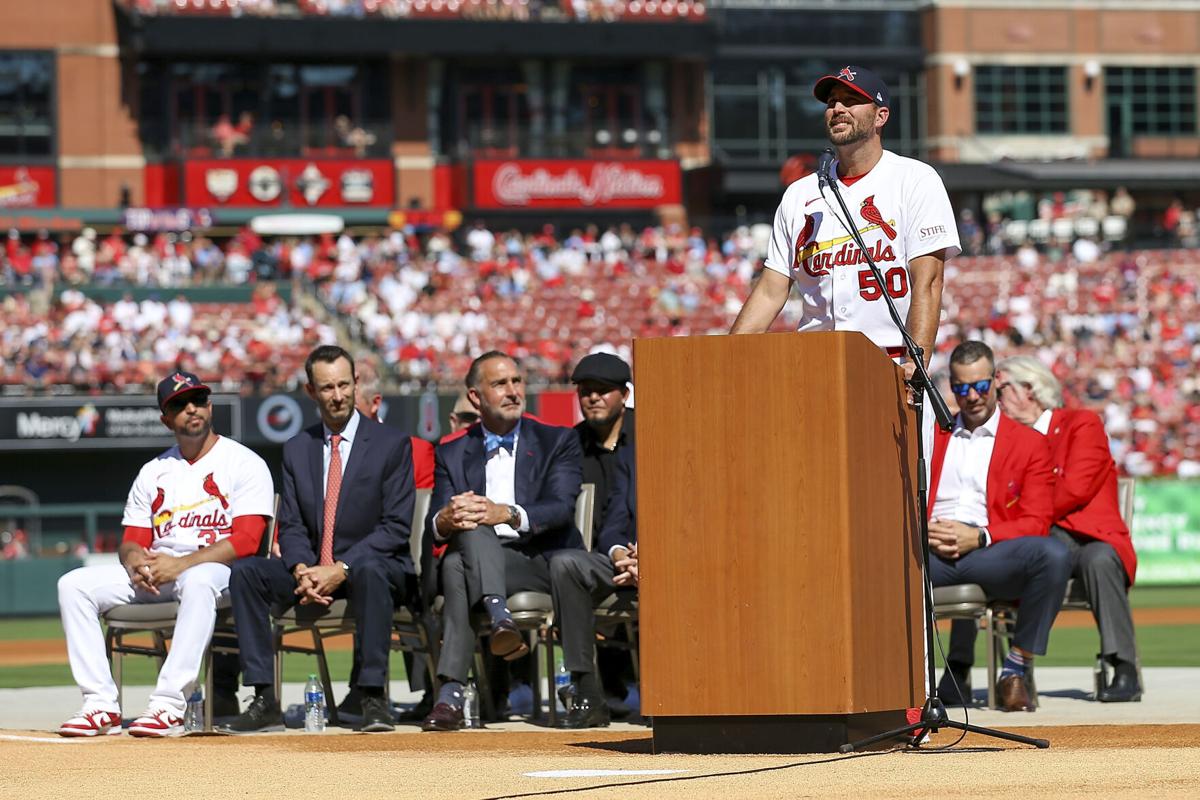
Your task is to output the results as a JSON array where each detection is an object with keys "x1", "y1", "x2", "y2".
[
  {"x1": 183, "y1": 159, "x2": 394, "y2": 208},
  {"x1": 473, "y1": 160, "x2": 681, "y2": 209},
  {"x1": 0, "y1": 166, "x2": 56, "y2": 209}
]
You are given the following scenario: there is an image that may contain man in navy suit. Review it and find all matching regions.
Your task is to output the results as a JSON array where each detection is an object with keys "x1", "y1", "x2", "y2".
[
  {"x1": 220, "y1": 345, "x2": 416, "y2": 734},
  {"x1": 421, "y1": 352, "x2": 583, "y2": 731}
]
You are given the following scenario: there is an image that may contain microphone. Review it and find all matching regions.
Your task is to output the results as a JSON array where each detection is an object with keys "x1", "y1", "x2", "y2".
[{"x1": 816, "y1": 149, "x2": 835, "y2": 191}]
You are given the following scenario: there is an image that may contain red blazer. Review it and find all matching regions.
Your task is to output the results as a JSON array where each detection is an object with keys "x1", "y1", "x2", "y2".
[
  {"x1": 1044, "y1": 408, "x2": 1136, "y2": 584},
  {"x1": 410, "y1": 436, "x2": 435, "y2": 490},
  {"x1": 929, "y1": 412, "x2": 1055, "y2": 543}
]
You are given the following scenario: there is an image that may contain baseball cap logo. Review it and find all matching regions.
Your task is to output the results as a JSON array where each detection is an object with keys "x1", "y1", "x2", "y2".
[
  {"x1": 838, "y1": 67, "x2": 857, "y2": 82},
  {"x1": 172, "y1": 373, "x2": 194, "y2": 391}
]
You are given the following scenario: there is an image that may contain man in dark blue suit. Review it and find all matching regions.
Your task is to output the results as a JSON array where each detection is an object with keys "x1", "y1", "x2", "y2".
[
  {"x1": 421, "y1": 352, "x2": 583, "y2": 731},
  {"x1": 220, "y1": 345, "x2": 415, "y2": 734}
]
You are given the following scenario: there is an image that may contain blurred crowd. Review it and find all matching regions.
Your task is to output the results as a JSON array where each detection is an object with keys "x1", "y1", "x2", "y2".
[
  {"x1": 120, "y1": 0, "x2": 706, "y2": 22},
  {"x1": 2, "y1": 220, "x2": 1198, "y2": 477}
]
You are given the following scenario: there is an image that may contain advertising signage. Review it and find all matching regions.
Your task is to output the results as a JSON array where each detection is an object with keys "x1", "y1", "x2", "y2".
[
  {"x1": 183, "y1": 159, "x2": 394, "y2": 208},
  {"x1": 0, "y1": 166, "x2": 56, "y2": 209},
  {"x1": 473, "y1": 159, "x2": 682, "y2": 209},
  {"x1": 0, "y1": 397, "x2": 239, "y2": 451}
]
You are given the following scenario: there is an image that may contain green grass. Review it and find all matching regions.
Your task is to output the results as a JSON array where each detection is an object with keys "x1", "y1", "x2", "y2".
[
  {"x1": 935, "y1": 623, "x2": 1200, "y2": 669},
  {"x1": 0, "y1": 648, "x2": 409, "y2": 689},
  {"x1": 1129, "y1": 585, "x2": 1200, "y2": 609},
  {"x1": 0, "y1": 617, "x2": 64, "y2": 641}
]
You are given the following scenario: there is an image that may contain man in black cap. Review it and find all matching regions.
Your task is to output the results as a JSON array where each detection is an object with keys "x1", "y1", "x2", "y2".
[
  {"x1": 730, "y1": 65, "x2": 960, "y2": 386},
  {"x1": 545, "y1": 352, "x2": 639, "y2": 728},
  {"x1": 57, "y1": 371, "x2": 274, "y2": 737}
]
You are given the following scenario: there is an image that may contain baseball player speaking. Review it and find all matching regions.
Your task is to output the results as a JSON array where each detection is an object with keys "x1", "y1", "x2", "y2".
[
  {"x1": 56, "y1": 371, "x2": 274, "y2": 737},
  {"x1": 730, "y1": 65, "x2": 960, "y2": 376}
]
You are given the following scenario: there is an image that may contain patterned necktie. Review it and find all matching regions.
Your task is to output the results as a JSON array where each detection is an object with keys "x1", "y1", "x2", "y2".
[
  {"x1": 485, "y1": 431, "x2": 516, "y2": 455},
  {"x1": 319, "y1": 433, "x2": 342, "y2": 566}
]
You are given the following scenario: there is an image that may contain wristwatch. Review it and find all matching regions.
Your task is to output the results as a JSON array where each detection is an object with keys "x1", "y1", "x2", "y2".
[
  {"x1": 977, "y1": 527, "x2": 990, "y2": 549},
  {"x1": 507, "y1": 504, "x2": 521, "y2": 528},
  {"x1": 338, "y1": 561, "x2": 350, "y2": 577}
]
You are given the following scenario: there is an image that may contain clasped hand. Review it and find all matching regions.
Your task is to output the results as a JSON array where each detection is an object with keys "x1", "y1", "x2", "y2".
[
  {"x1": 441, "y1": 491, "x2": 509, "y2": 534},
  {"x1": 928, "y1": 518, "x2": 980, "y2": 560},
  {"x1": 293, "y1": 564, "x2": 346, "y2": 606},
  {"x1": 127, "y1": 548, "x2": 186, "y2": 595},
  {"x1": 612, "y1": 543, "x2": 639, "y2": 587}
]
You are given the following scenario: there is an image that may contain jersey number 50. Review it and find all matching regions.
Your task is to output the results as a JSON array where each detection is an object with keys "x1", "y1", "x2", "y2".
[{"x1": 858, "y1": 267, "x2": 909, "y2": 301}]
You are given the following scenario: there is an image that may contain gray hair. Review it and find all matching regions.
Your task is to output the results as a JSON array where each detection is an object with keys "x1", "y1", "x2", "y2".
[{"x1": 996, "y1": 355, "x2": 1063, "y2": 410}]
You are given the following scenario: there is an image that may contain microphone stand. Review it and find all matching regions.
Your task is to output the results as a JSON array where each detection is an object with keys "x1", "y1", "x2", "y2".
[{"x1": 813, "y1": 149, "x2": 1049, "y2": 753}]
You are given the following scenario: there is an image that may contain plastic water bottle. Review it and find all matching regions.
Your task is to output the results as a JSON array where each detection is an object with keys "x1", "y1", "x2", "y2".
[
  {"x1": 463, "y1": 680, "x2": 481, "y2": 729},
  {"x1": 304, "y1": 674, "x2": 326, "y2": 733},
  {"x1": 554, "y1": 653, "x2": 572, "y2": 714},
  {"x1": 183, "y1": 689, "x2": 204, "y2": 733}
]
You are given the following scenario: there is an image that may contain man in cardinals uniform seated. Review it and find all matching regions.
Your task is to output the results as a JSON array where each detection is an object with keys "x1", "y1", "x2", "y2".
[
  {"x1": 56, "y1": 371, "x2": 274, "y2": 737},
  {"x1": 927, "y1": 341, "x2": 1071, "y2": 713}
]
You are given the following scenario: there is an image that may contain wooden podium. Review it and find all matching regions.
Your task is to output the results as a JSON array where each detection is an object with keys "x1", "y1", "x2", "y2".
[{"x1": 634, "y1": 332, "x2": 925, "y2": 754}]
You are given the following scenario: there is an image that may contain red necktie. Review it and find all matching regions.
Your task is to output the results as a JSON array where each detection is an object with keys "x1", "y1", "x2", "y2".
[{"x1": 319, "y1": 434, "x2": 342, "y2": 566}]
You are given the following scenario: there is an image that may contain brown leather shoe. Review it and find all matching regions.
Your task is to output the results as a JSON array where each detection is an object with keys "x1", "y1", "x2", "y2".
[
  {"x1": 421, "y1": 702, "x2": 464, "y2": 732},
  {"x1": 997, "y1": 674, "x2": 1035, "y2": 712},
  {"x1": 489, "y1": 618, "x2": 529, "y2": 661}
]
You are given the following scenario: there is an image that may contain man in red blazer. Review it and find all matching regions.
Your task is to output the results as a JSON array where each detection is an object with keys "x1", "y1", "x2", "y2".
[
  {"x1": 929, "y1": 341, "x2": 1071, "y2": 712},
  {"x1": 994, "y1": 355, "x2": 1141, "y2": 702}
]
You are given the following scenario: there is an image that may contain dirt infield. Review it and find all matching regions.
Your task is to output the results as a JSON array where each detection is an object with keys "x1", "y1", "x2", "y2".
[{"x1": 2, "y1": 724, "x2": 1198, "y2": 799}]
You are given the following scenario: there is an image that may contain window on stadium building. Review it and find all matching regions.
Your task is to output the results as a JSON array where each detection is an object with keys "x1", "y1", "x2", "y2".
[
  {"x1": 0, "y1": 52, "x2": 55, "y2": 158},
  {"x1": 711, "y1": 62, "x2": 922, "y2": 165},
  {"x1": 1105, "y1": 67, "x2": 1197, "y2": 137},
  {"x1": 138, "y1": 61, "x2": 390, "y2": 159},
  {"x1": 974, "y1": 65, "x2": 1069, "y2": 135}
]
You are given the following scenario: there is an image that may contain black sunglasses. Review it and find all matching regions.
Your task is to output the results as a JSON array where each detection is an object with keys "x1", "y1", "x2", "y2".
[
  {"x1": 949, "y1": 379, "x2": 993, "y2": 398},
  {"x1": 165, "y1": 391, "x2": 211, "y2": 414},
  {"x1": 453, "y1": 411, "x2": 480, "y2": 424}
]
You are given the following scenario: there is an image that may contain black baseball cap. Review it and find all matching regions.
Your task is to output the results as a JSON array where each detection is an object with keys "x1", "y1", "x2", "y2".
[
  {"x1": 813, "y1": 65, "x2": 890, "y2": 108},
  {"x1": 157, "y1": 370, "x2": 211, "y2": 412},
  {"x1": 571, "y1": 353, "x2": 631, "y2": 387}
]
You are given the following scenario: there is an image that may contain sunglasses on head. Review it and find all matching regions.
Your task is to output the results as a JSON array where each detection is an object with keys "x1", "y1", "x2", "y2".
[{"x1": 949, "y1": 379, "x2": 993, "y2": 398}]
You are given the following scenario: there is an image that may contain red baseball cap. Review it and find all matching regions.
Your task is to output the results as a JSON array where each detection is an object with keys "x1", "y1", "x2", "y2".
[{"x1": 813, "y1": 65, "x2": 891, "y2": 108}]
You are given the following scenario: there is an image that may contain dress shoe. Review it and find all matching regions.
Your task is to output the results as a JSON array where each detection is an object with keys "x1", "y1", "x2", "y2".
[
  {"x1": 560, "y1": 693, "x2": 611, "y2": 729},
  {"x1": 489, "y1": 618, "x2": 529, "y2": 661},
  {"x1": 997, "y1": 673, "x2": 1035, "y2": 712},
  {"x1": 216, "y1": 694, "x2": 284, "y2": 734},
  {"x1": 360, "y1": 694, "x2": 395, "y2": 732},
  {"x1": 397, "y1": 691, "x2": 435, "y2": 722},
  {"x1": 1098, "y1": 662, "x2": 1142, "y2": 703},
  {"x1": 937, "y1": 662, "x2": 972, "y2": 706},
  {"x1": 421, "y1": 702, "x2": 465, "y2": 732}
]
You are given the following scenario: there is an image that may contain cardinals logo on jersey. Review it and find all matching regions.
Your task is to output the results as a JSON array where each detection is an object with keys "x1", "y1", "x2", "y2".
[
  {"x1": 151, "y1": 487, "x2": 172, "y2": 534},
  {"x1": 859, "y1": 196, "x2": 897, "y2": 240},
  {"x1": 203, "y1": 473, "x2": 229, "y2": 510}
]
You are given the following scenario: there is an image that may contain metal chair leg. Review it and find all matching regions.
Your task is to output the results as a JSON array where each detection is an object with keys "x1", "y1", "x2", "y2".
[{"x1": 311, "y1": 629, "x2": 339, "y2": 726}]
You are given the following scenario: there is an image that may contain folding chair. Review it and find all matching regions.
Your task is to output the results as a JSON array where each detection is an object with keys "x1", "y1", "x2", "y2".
[{"x1": 105, "y1": 494, "x2": 279, "y2": 732}]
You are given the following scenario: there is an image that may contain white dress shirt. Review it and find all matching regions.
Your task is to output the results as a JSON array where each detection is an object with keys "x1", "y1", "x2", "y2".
[
  {"x1": 930, "y1": 407, "x2": 1002, "y2": 527},
  {"x1": 322, "y1": 409, "x2": 361, "y2": 496},
  {"x1": 434, "y1": 420, "x2": 530, "y2": 541},
  {"x1": 1033, "y1": 409, "x2": 1052, "y2": 435}
]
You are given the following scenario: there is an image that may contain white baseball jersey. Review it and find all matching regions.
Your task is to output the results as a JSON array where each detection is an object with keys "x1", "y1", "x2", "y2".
[
  {"x1": 122, "y1": 435, "x2": 275, "y2": 557},
  {"x1": 763, "y1": 149, "x2": 960, "y2": 349}
]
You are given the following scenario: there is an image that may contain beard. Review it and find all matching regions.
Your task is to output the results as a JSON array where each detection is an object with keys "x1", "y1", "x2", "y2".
[
  {"x1": 177, "y1": 415, "x2": 211, "y2": 441},
  {"x1": 827, "y1": 113, "x2": 874, "y2": 146},
  {"x1": 584, "y1": 404, "x2": 622, "y2": 430}
]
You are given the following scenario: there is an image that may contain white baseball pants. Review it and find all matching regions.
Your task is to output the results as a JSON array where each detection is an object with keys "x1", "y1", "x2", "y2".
[{"x1": 58, "y1": 562, "x2": 230, "y2": 715}]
